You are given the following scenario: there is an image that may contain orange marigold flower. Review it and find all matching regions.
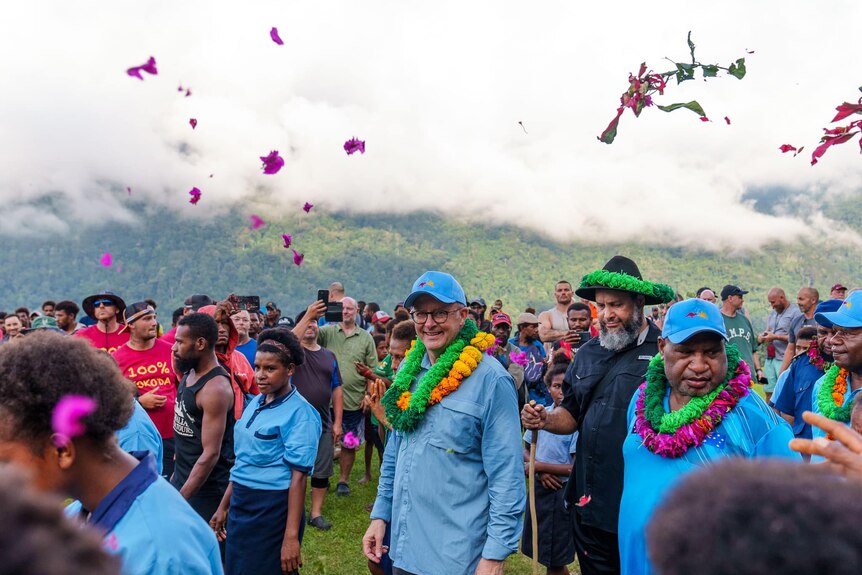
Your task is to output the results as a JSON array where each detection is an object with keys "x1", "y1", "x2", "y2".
[
  {"x1": 397, "y1": 391, "x2": 412, "y2": 411},
  {"x1": 462, "y1": 354, "x2": 478, "y2": 370},
  {"x1": 462, "y1": 346, "x2": 482, "y2": 363},
  {"x1": 452, "y1": 360, "x2": 471, "y2": 376}
]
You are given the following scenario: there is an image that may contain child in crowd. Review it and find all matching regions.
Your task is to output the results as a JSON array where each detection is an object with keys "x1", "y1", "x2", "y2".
[{"x1": 521, "y1": 362, "x2": 577, "y2": 575}]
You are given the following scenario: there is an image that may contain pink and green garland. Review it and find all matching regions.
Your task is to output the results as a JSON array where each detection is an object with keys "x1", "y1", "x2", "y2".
[{"x1": 634, "y1": 345, "x2": 750, "y2": 458}]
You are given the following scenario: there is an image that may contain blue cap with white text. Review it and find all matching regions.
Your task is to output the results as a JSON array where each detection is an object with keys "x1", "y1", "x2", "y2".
[
  {"x1": 404, "y1": 271, "x2": 468, "y2": 308},
  {"x1": 661, "y1": 298, "x2": 728, "y2": 344}
]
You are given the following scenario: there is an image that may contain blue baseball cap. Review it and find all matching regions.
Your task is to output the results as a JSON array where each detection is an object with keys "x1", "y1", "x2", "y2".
[
  {"x1": 815, "y1": 291, "x2": 862, "y2": 329},
  {"x1": 661, "y1": 298, "x2": 728, "y2": 344},
  {"x1": 404, "y1": 271, "x2": 467, "y2": 308},
  {"x1": 812, "y1": 299, "x2": 842, "y2": 328}
]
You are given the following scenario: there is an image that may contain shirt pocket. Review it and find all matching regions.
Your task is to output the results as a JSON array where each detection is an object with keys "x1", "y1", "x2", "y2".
[
  {"x1": 427, "y1": 398, "x2": 483, "y2": 454},
  {"x1": 247, "y1": 426, "x2": 283, "y2": 464}
]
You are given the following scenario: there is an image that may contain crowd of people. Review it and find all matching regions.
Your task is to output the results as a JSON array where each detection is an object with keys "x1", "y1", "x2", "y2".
[{"x1": 1, "y1": 263, "x2": 862, "y2": 575}]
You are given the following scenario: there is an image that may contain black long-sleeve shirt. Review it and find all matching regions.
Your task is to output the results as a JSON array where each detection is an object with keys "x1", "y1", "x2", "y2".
[{"x1": 560, "y1": 323, "x2": 660, "y2": 533}]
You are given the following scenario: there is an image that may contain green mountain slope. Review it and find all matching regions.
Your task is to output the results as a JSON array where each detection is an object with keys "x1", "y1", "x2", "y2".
[{"x1": 4, "y1": 206, "x2": 861, "y2": 328}]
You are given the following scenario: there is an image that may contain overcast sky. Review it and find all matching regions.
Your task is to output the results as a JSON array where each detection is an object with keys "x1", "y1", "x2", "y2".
[{"x1": 2, "y1": 0, "x2": 861, "y2": 248}]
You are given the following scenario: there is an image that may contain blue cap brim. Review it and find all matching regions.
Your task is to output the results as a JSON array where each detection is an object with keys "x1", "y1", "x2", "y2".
[
  {"x1": 815, "y1": 310, "x2": 862, "y2": 329},
  {"x1": 664, "y1": 326, "x2": 728, "y2": 345},
  {"x1": 404, "y1": 290, "x2": 460, "y2": 309}
]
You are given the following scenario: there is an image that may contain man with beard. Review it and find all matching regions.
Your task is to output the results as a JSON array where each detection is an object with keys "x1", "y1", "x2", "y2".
[
  {"x1": 522, "y1": 255, "x2": 674, "y2": 575},
  {"x1": 616, "y1": 299, "x2": 796, "y2": 575},
  {"x1": 76, "y1": 291, "x2": 130, "y2": 353},
  {"x1": 809, "y1": 291, "x2": 862, "y2": 451},
  {"x1": 488, "y1": 313, "x2": 526, "y2": 405},
  {"x1": 112, "y1": 302, "x2": 178, "y2": 476},
  {"x1": 170, "y1": 313, "x2": 235, "y2": 521},
  {"x1": 54, "y1": 300, "x2": 84, "y2": 335},
  {"x1": 539, "y1": 280, "x2": 575, "y2": 349},
  {"x1": 778, "y1": 287, "x2": 820, "y2": 376}
]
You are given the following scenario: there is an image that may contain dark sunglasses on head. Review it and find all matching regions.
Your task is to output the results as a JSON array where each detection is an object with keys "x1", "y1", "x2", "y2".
[{"x1": 92, "y1": 299, "x2": 116, "y2": 307}]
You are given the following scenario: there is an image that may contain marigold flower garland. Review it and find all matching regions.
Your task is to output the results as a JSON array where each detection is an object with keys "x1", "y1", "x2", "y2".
[
  {"x1": 382, "y1": 319, "x2": 496, "y2": 432},
  {"x1": 816, "y1": 365, "x2": 852, "y2": 422},
  {"x1": 635, "y1": 344, "x2": 750, "y2": 458}
]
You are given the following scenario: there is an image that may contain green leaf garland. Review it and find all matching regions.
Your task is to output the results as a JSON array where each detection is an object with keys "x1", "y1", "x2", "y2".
[{"x1": 579, "y1": 269, "x2": 675, "y2": 304}]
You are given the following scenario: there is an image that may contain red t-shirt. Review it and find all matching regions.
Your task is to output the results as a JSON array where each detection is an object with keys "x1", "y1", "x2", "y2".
[
  {"x1": 75, "y1": 324, "x2": 130, "y2": 354},
  {"x1": 112, "y1": 339, "x2": 178, "y2": 438},
  {"x1": 161, "y1": 327, "x2": 177, "y2": 347}
]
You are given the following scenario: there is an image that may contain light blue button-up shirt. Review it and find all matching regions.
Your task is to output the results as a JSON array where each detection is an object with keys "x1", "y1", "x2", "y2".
[{"x1": 370, "y1": 352, "x2": 525, "y2": 575}]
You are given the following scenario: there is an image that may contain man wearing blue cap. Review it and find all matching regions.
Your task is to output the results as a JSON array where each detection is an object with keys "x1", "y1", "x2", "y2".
[
  {"x1": 617, "y1": 298, "x2": 797, "y2": 575},
  {"x1": 364, "y1": 271, "x2": 525, "y2": 575},
  {"x1": 772, "y1": 299, "x2": 841, "y2": 440},
  {"x1": 809, "y1": 291, "x2": 862, "y2": 450}
]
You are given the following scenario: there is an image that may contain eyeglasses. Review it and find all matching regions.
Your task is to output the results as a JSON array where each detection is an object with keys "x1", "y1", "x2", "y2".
[
  {"x1": 92, "y1": 300, "x2": 115, "y2": 307},
  {"x1": 410, "y1": 308, "x2": 463, "y2": 324}
]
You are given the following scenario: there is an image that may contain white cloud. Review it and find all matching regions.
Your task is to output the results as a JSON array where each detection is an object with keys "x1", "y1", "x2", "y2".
[{"x1": 1, "y1": 0, "x2": 860, "y2": 247}]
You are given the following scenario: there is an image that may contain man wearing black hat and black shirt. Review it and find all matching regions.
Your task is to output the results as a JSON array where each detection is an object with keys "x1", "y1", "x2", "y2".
[
  {"x1": 75, "y1": 291, "x2": 130, "y2": 353},
  {"x1": 264, "y1": 301, "x2": 280, "y2": 329},
  {"x1": 522, "y1": 255, "x2": 674, "y2": 575},
  {"x1": 468, "y1": 297, "x2": 492, "y2": 332}
]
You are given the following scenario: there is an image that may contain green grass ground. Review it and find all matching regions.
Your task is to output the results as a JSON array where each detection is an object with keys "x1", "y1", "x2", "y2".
[{"x1": 300, "y1": 451, "x2": 579, "y2": 574}]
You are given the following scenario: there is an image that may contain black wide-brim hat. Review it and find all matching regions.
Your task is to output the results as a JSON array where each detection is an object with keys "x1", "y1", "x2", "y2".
[
  {"x1": 82, "y1": 291, "x2": 127, "y2": 320},
  {"x1": 575, "y1": 255, "x2": 675, "y2": 306}
]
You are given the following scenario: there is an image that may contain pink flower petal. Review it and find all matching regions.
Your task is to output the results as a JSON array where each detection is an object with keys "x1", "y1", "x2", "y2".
[
  {"x1": 249, "y1": 214, "x2": 265, "y2": 230},
  {"x1": 177, "y1": 85, "x2": 184, "y2": 92},
  {"x1": 126, "y1": 186, "x2": 132, "y2": 195},
  {"x1": 100, "y1": 252, "x2": 113, "y2": 267},
  {"x1": 724, "y1": 116, "x2": 731, "y2": 125},
  {"x1": 282, "y1": 233, "x2": 292, "y2": 248},
  {"x1": 126, "y1": 57, "x2": 157, "y2": 80},
  {"x1": 270, "y1": 27, "x2": 284, "y2": 45},
  {"x1": 700, "y1": 116, "x2": 710, "y2": 122},
  {"x1": 303, "y1": 202, "x2": 313, "y2": 213},
  {"x1": 260, "y1": 150, "x2": 285, "y2": 175},
  {"x1": 190, "y1": 118, "x2": 197, "y2": 129},
  {"x1": 292, "y1": 249, "x2": 304, "y2": 266},
  {"x1": 576, "y1": 495, "x2": 592, "y2": 507},
  {"x1": 779, "y1": 144, "x2": 798, "y2": 153},
  {"x1": 189, "y1": 187, "x2": 202, "y2": 205},
  {"x1": 52, "y1": 395, "x2": 97, "y2": 447},
  {"x1": 343, "y1": 137, "x2": 366, "y2": 155},
  {"x1": 185, "y1": 88, "x2": 192, "y2": 97}
]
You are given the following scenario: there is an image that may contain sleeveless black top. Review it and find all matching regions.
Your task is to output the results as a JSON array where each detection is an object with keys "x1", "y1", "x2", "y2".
[{"x1": 171, "y1": 365, "x2": 235, "y2": 496}]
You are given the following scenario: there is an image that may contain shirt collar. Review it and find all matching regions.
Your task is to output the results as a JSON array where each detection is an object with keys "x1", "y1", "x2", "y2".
[
  {"x1": 256, "y1": 386, "x2": 296, "y2": 410},
  {"x1": 88, "y1": 451, "x2": 159, "y2": 533}
]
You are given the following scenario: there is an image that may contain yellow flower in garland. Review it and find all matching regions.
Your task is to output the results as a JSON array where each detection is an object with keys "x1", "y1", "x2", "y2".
[{"x1": 383, "y1": 320, "x2": 493, "y2": 430}]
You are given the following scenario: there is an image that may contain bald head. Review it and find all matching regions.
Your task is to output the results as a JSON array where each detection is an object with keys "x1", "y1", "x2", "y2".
[
  {"x1": 768, "y1": 288, "x2": 788, "y2": 312},
  {"x1": 329, "y1": 281, "x2": 345, "y2": 301},
  {"x1": 797, "y1": 287, "x2": 820, "y2": 315},
  {"x1": 699, "y1": 290, "x2": 717, "y2": 304}
]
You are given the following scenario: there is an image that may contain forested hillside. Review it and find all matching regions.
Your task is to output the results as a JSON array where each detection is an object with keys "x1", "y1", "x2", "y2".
[{"x1": 4, "y1": 206, "x2": 861, "y2": 329}]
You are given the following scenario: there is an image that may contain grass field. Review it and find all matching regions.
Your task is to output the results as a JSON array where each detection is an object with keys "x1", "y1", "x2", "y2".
[{"x1": 300, "y1": 451, "x2": 580, "y2": 574}]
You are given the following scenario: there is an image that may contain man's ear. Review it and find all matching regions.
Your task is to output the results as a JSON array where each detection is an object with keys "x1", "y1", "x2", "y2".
[{"x1": 657, "y1": 337, "x2": 666, "y2": 358}]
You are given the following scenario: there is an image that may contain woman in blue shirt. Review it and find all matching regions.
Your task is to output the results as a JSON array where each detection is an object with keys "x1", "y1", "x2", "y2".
[{"x1": 211, "y1": 327, "x2": 321, "y2": 575}]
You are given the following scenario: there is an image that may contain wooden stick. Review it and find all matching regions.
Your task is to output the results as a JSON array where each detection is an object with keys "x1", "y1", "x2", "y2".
[{"x1": 528, "y1": 400, "x2": 539, "y2": 575}]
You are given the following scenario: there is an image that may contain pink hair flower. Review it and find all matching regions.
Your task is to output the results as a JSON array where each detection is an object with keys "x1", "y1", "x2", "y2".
[
  {"x1": 52, "y1": 395, "x2": 97, "y2": 447},
  {"x1": 190, "y1": 118, "x2": 197, "y2": 129},
  {"x1": 249, "y1": 215, "x2": 265, "y2": 230},
  {"x1": 100, "y1": 252, "x2": 113, "y2": 267},
  {"x1": 270, "y1": 27, "x2": 284, "y2": 45},
  {"x1": 343, "y1": 137, "x2": 366, "y2": 155},
  {"x1": 260, "y1": 150, "x2": 285, "y2": 175},
  {"x1": 189, "y1": 187, "x2": 202, "y2": 205},
  {"x1": 292, "y1": 249, "x2": 304, "y2": 266},
  {"x1": 281, "y1": 234, "x2": 292, "y2": 248},
  {"x1": 343, "y1": 431, "x2": 360, "y2": 449},
  {"x1": 302, "y1": 202, "x2": 313, "y2": 213},
  {"x1": 126, "y1": 56, "x2": 157, "y2": 80}
]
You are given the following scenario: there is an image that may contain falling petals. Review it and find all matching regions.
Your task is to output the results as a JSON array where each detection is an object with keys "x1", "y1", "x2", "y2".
[
  {"x1": 343, "y1": 137, "x2": 366, "y2": 155},
  {"x1": 126, "y1": 56, "x2": 157, "y2": 80},
  {"x1": 281, "y1": 234, "x2": 292, "y2": 248},
  {"x1": 831, "y1": 102, "x2": 862, "y2": 123},
  {"x1": 185, "y1": 88, "x2": 192, "y2": 97},
  {"x1": 779, "y1": 144, "x2": 798, "y2": 154},
  {"x1": 724, "y1": 116, "x2": 731, "y2": 125},
  {"x1": 303, "y1": 202, "x2": 314, "y2": 213},
  {"x1": 260, "y1": 150, "x2": 285, "y2": 174},
  {"x1": 292, "y1": 249, "x2": 304, "y2": 266},
  {"x1": 189, "y1": 187, "x2": 202, "y2": 205},
  {"x1": 126, "y1": 186, "x2": 132, "y2": 195},
  {"x1": 249, "y1": 215, "x2": 265, "y2": 230},
  {"x1": 52, "y1": 395, "x2": 97, "y2": 447},
  {"x1": 699, "y1": 116, "x2": 710, "y2": 122},
  {"x1": 270, "y1": 27, "x2": 284, "y2": 45},
  {"x1": 190, "y1": 118, "x2": 197, "y2": 129},
  {"x1": 100, "y1": 252, "x2": 113, "y2": 267},
  {"x1": 576, "y1": 495, "x2": 592, "y2": 507}
]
